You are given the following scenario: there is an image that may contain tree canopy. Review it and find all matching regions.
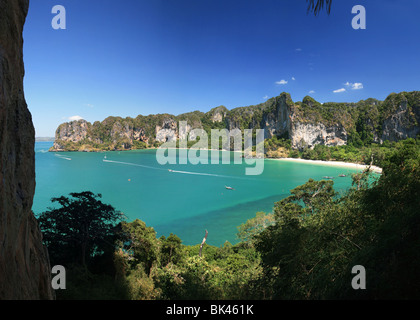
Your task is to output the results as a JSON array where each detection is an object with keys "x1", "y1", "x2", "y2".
[{"x1": 38, "y1": 191, "x2": 124, "y2": 267}]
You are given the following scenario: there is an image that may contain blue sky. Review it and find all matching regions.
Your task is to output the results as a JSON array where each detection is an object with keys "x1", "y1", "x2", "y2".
[{"x1": 23, "y1": 0, "x2": 420, "y2": 137}]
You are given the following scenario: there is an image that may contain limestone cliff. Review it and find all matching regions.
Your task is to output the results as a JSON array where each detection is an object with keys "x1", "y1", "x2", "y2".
[
  {"x1": 380, "y1": 92, "x2": 420, "y2": 142},
  {"x1": 50, "y1": 91, "x2": 420, "y2": 153},
  {"x1": 289, "y1": 122, "x2": 347, "y2": 150},
  {"x1": 0, "y1": 0, "x2": 54, "y2": 299}
]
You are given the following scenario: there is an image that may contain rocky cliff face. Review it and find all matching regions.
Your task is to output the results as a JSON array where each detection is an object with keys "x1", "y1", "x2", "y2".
[
  {"x1": 380, "y1": 93, "x2": 420, "y2": 142},
  {"x1": 52, "y1": 120, "x2": 90, "y2": 151},
  {"x1": 261, "y1": 95, "x2": 290, "y2": 139},
  {"x1": 50, "y1": 91, "x2": 420, "y2": 153},
  {"x1": 0, "y1": 0, "x2": 54, "y2": 299},
  {"x1": 155, "y1": 118, "x2": 178, "y2": 142},
  {"x1": 289, "y1": 122, "x2": 347, "y2": 150}
]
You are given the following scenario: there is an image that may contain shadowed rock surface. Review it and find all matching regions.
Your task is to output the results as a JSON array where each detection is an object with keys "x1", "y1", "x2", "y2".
[{"x1": 0, "y1": 0, "x2": 54, "y2": 299}]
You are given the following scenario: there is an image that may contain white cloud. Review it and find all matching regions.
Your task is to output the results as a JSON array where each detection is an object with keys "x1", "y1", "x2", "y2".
[
  {"x1": 333, "y1": 88, "x2": 346, "y2": 93},
  {"x1": 295, "y1": 48, "x2": 302, "y2": 52},
  {"x1": 352, "y1": 82, "x2": 364, "y2": 90},
  {"x1": 344, "y1": 82, "x2": 364, "y2": 90},
  {"x1": 68, "y1": 115, "x2": 84, "y2": 121},
  {"x1": 292, "y1": 77, "x2": 296, "y2": 81},
  {"x1": 263, "y1": 95, "x2": 269, "y2": 100},
  {"x1": 309, "y1": 90, "x2": 315, "y2": 94},
  {"x1": 275, "y1": 80, "x2": 288, "y2": 85},
  {"x1": 85, "y1": 103, "x2": 94, "y2": 108}
]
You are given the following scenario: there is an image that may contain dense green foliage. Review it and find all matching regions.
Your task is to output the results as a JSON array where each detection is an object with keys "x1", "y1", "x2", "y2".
[
  {"x1": 264, "y1": 134, "x2": 291, "y2": 158},
  {"x1": 253, "y1": 138, "x2": 420, "y2": 299},
  {"x1": 37, "y1": 191, "x2": 123, "y2": 267},
  {"x1": 39, "y1": 138, "x2": 420, "y2": 300},
  {"x1": 296, "y1": 138, "x2": 420, "y2": 169}
]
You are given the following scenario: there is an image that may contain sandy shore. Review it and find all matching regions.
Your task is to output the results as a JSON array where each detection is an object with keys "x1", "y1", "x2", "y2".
[
  {"x1": 144, "y1": 148, "x2": 384, "y2": 173},
  {"x1": 268, "y1": 157, "x2": 383, "y2": 174}
]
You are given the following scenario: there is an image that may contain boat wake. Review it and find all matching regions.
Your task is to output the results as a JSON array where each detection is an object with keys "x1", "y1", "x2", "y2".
[
  {"x1": 103, "y1": 159, "x2": 166, "y2": 171},
  {"x1": 54, "y1": 154, "x2": 72, "y2": 161},
  {"x1": 169, "y1": 169, "x2": 227, "y2": 178},
  {"x1": 103, "y1": 159, "x2": 249, "y2": 180}
]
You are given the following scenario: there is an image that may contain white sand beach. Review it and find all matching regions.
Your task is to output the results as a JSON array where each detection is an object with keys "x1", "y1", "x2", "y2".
[{"x1": 268, "y1": 157, "x2": 383, "y2": 174}]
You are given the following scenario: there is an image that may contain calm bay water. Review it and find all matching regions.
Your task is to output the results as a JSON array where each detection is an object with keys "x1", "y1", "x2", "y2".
[{"x1": 34, "y1": 142, "x2": 363, "y2": 246}]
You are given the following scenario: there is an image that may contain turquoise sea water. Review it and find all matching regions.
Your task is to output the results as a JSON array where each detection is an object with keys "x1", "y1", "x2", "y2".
[{"x1": 34, "y1": 142, "x2": 366, "y2": 246}]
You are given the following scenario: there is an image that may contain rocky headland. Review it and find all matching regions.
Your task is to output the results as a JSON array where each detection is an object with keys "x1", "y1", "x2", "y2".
[{"x1": 50, "y1": 91, "x2": 420, "y2": 153}]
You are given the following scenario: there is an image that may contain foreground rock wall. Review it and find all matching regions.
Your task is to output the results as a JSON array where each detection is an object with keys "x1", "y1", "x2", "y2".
[{"x1": 0, "y1": 0, "x2": 54, "y2": 299}]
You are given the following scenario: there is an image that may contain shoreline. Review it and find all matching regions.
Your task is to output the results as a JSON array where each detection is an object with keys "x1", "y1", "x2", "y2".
[
  {"x1": 268, "y1": 157, "x2": 383, "y2": 174},
  {"x1": 46, "y1": 143, "x2": 383, "y2": 174}
]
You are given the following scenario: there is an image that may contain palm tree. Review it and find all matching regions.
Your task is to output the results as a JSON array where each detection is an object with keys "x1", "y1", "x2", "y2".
[{"x1": 307, "y1": 0, "x2": 332, "y2": 15}]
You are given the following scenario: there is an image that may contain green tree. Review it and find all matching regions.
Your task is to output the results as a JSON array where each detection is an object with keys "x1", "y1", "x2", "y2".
[
  {"x1": 120, "y1": 219, "x2": 161, "y2": 275},
  {"x1": 160, "y1": 233, "x2": 184, "y2": 266},
  {"x1": 237, "y1": 212, "x2": 275, "y2": 244},
  {"x1": 38, "y1": 191, "x2": 123, "y2": 267},
  {"x1": 253, "y1": 179, "x2": 338, "y2": 298}
]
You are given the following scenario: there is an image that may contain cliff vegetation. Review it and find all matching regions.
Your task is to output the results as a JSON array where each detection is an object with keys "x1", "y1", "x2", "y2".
[{"x1": 50, "y1": 92, "x2": 420, "y2": 163}]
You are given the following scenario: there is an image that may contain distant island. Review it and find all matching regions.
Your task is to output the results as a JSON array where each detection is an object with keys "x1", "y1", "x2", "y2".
[
  {"x1": 35, "y1": 137, "x2": 55, "y2": 142},
  {"x1": 49, "y1": 91, "x2": 419, "y2": 166}
]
